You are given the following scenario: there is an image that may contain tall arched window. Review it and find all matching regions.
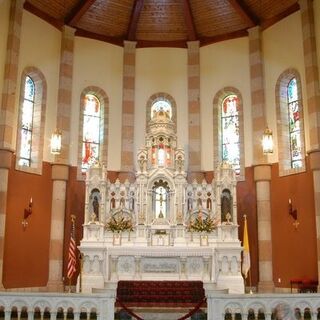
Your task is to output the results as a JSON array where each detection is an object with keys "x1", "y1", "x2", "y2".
[
  {"x1": 213, "y1": 87, "x2": 244, "y2": 180},
  {"x1": 287, "y1": 78, "x2": 302, "y2": 168},
  {"x1": 276, "y1": 69, "x2": 306, "y2": 176},
  {"x1": 18, "y1": 76, "x2": 35, "y2": 166},
  {"x1": 221, "y1": 94, "x2": 240, "y2": 174},
  {"x1": 78, "y1": 87, "x2": 109, "y2": 179},
  {"x1": 82, "y1": 94, "x2": 101, "y2": 172},
  {"x1": 16, "y1": 67, "x2": 47, "y2": 174}
]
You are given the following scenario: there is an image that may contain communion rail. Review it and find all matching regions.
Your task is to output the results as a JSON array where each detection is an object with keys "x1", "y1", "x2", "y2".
[{"x1": 0, "y1": 291, "x2": 320, "y2": 320}]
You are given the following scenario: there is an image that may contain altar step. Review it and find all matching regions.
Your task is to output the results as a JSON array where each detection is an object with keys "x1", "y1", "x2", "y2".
[{"x1": 115, "y1": 281, "x2": 206, "y2": 319}]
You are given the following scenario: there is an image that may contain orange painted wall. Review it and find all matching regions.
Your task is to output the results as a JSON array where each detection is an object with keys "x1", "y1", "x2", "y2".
[
  {"x1": 271, "y1": 161, "x2": 317, "y2": 288},
  {"x1": 237, "y1": 167, "x2": 258, "y2": 286},
  {"x1": 2, "y1": 162, "x2": 317, "y2": 289},
  {"x1": 3, "y1": 159, "x2": 53, "y2": 288},
  {"x1": 63, "y1": 166, "x2": 85, "y2": 285}
]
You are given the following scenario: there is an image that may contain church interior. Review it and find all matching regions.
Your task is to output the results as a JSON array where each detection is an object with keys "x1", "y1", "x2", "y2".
[{"x1": 0, "y1": 0, "x2": 320, "y2": 318}]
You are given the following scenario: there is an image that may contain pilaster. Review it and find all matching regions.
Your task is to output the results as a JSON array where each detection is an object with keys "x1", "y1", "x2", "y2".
[
  {"x1": 187, "y1": 41, "x2": 201, "y2": 174},
  {"x1": 46, "y1": 164, "x2": 69, "y2": 291},
  {"x1": 121, "y1": 41, "x2": 137, "y2": 172}
]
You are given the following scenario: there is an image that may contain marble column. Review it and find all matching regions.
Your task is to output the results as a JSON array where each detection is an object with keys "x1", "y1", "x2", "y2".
[
  {"x1": 187, "y1": 41, "x2": 202, "y2": 181},
  {"x1": 248, "y1": 26, "x2": 274, "y2": 292},
  {"x1": 46, "y1": 164, "x2": 69, "y2": 291},
  {"x1": 254, "y1": 165, "x2": 274, "y2": 293},
  {"x1": 299, "y1": 0, "x2": 320, "y2": 291},
  {"x1": 120, "y1": 41, "x2": 136, "y2": 180},
  {"x1": 47, "y1": 26, "x2": 75, "y2": 291},
  {"x1": 0, "y1": 0, "x2": 24, "y2": 289}
]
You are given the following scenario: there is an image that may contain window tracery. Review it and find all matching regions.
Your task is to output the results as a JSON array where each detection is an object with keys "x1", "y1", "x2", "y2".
[
  {"x1": 276, "y1": 69, "x2": 306, "y2": 176},
  {"x1": 16, "y1": 67, "x2": 47, "y2": 174}
]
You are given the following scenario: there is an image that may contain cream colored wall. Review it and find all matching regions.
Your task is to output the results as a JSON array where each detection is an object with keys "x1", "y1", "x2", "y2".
[
  {"x1": 11, "y1": 8, "x2": 316, "y2": 172},
  {"x1": 17, "y1": 11, "x2": 61, "y2": 162},
  {"x1": 314, "y1": 0, "x2": 320, "y2": 90},
  {"x1": 0, "y1": 0, "x2": 11, "y2": 110},
  {"x1": 200, "y1": 38, "x2": 252, "y2": 170},
  {"x1": 135, "y1": 48, "x2": 188, "y2": 169},
  {"x1": 72, "y1": 38, "x2": 123, "y2": 169},
  {"x1": 263, "y1": 11, "x2": 307, "y2": 161}
]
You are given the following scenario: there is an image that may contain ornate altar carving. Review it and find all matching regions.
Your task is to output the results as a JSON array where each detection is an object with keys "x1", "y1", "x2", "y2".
[{"x1": 79, "y1": 106, "x2": 244, "y2": 294}]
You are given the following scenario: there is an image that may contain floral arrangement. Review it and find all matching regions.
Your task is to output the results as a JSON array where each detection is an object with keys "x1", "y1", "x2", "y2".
[
  {"x1": 188, "y1": 216, "x2": 219, "y2": 233},
  {"x1": 106, "y1": 215, "x2": 134, "y2": 233}
]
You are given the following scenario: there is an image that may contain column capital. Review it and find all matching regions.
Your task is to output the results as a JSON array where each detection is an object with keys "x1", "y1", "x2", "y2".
[
  {"x1": 187, "y1": 40, "x2": 200, "y2": 51},
  {"x1": 123, "y1": 40, "x2": 137, "y2": 51},
  {"x1": 308, "y1": 149, "x2": 320, "y2": 170},
  {"x1": 0, "y1": 149, "x2": 13, "y2": 169},
  {"x1": 253, "y1": 164, "x2": 272, "y2": 181},
  {"x1": 51, "y1": 164, "x2": 70, "y2": 181},
  {"x1": 298, "y1": 0, "x2": 312, "y2": 10},
  {"x1": 248, "y1": 25, "x2": 262, "y2": 37},
  {"x1": 62, "y1": 25, "x2": 76, "y2": 36}
]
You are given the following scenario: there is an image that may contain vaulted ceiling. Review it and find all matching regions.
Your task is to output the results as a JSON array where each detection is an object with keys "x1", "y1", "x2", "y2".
[{"x1": 24, "y1": 0, "x2": 300, "y2": 48}]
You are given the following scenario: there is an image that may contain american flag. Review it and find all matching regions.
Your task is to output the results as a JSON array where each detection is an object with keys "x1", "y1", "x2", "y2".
[{"x1": 67, "y1": 215, "x2": 77, "y2": 279}]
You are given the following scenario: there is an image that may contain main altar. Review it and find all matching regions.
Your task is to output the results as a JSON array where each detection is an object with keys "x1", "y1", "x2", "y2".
[{"x1": 78, "y1": 104, "x2": 244, "y2": 294}]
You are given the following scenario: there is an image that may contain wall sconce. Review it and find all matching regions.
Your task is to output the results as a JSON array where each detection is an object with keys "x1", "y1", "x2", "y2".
[
  {"x1": 51, "y1": 129, "x2": 62, "y2": 154},
  {"x1": 289, "y1": 198, "x2": 299, "y2": 229},
  {"x1": 22, "y1": 197, "x2": 33, "y2": 230},
  {"x1": 262, "y1": 127, "x2": 273, "y2": 154}
]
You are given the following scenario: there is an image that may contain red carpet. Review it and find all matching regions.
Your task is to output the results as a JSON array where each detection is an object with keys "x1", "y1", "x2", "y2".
[{"x1": 116, "y1": 280, "x2": 206, "y2": 308}]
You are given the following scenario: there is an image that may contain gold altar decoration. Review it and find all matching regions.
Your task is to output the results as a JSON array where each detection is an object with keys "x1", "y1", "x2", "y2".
[{"x1": 106, "y1": 214, "x2": 134, "y2": 233}]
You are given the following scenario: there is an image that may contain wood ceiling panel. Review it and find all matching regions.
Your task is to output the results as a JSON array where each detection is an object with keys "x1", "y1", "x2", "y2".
[
  {"x1": 24, "y1": 0, "x2": 300, "y2": 47},
  {"x1": 75, "y1": 0, "x2": 134, "y2": 37},
  {"x1": 190, "y1": 0, "x2": 248, "y2": 37},
  {"x1": 136, "y1": 0, "x2": 188, "y2": 41},
  {"x1": 27, "y1": 0, "x2": 78, "y2": 20},
  {"x1": 245, "y1": 0, "x2": 298, "y2": 20}
]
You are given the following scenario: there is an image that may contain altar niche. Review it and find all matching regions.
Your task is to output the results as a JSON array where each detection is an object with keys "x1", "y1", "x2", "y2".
[{"x1": 152, "y1": 180, "x2": 170, "y2": 219}]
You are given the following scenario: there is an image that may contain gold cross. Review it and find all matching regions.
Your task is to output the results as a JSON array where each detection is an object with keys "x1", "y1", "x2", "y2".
[
  {"x1": 293, "y1": 220, "x2": 299, "y2": 229},
  {"x1": 22, "y1": 219, "x2": 28, "y2": 230}
]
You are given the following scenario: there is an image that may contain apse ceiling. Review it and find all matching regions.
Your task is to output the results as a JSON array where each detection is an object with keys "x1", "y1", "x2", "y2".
[{"x1": 24, "y1": 0, "x2": 300, "y2": 48}]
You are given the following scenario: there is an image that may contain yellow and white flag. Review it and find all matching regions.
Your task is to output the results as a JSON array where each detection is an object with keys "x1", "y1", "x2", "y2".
[{"x1": 242, "y1": 215, "x2": 250, "y2": 279}]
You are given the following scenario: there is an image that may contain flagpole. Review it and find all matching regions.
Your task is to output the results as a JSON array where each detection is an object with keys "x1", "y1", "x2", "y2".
[
  {"x1": 248, "y1": 267, "x2": 253, "y2": 294},
  {"x1": 79, "y1": 253, "x2": 83, "y2": 293},
  {"x1": 68, "y1": 214, "x2": 76, "y2": 293},
  {"x1": 242, "y1": 214, "x2": 251, "y2": 293}
]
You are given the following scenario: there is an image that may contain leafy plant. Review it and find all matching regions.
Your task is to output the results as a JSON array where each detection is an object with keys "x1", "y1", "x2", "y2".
[
  {"x1": 188, "y1": 216, "x2": 219, "y2": 233},
  {"x1": 106, "y1": 215, "x2": 134, "y2": 233}
]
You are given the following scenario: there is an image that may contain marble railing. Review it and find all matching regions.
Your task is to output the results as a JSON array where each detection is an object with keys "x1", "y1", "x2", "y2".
[
  {"x1": 0, "y1": 290, "x2": 320, "y2": 320},
  {"x1": 206, "y1": 291, "x2": 320, "y2": 320}
]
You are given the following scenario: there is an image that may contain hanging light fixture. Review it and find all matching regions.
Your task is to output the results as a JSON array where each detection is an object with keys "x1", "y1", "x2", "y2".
[
  {"x1": 50, "y1": 129, "x2": 62, "y2": 154},
  {"x1": 262, "y1": 127, "x2": 273, "y2": 154}
]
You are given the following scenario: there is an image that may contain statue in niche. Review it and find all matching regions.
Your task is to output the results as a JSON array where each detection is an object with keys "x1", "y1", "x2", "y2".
[
  {"x1": 175, "y1": 155, "x2": 184, "y2": 172},
  {"x1": 129, "y1": 192, "x2": 135, "y2": 211},
  {"x1": 207, "y1": 198, "x2": 212, "y2": 211},
  {"x1": 120, "y1": 197, "x2": 125, "y2": 209},
  {"x1": 89, "y1": 189, "x2": 100, "y2": 222},
  {"x1": 221, "y1": 189, "x2": 232, "y2": 223},
  {"x1": 110, "y1": 197, "x2": 116, "y2": 209},
  {"x1": 187, "y1": 193, "x2": 193, "y2": 211},
  {"x1": 138, "y1": 155, "x2": 147, "y2": 172}
]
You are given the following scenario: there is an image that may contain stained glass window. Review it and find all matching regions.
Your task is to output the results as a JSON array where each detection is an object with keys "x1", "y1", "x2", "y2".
[
  {"x1": 221, "y1": 94, "x2": 240, "y2": 174},
  {"x1": 82, "y1": 94, "x2": 101, "y2": 172},
  {"x1": 151, "y1": 99, "x2": 172, "y2": 119},
  {"x1": 18, "y1": 76, "x2": 35, "y2": 166},
  {"x1": 287, "y1": 78, "x2": 302, "y2": 168}
]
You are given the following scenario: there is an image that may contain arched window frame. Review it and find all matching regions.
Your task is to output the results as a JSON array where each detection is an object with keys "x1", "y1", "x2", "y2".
[
  {"x1": 275, "y1": 69, "x2": 306, "y2": 176},
  {"x1": 146, "y1": 92, "x2": 177, "y2": 129},
  {"x1": 77, "y1": 86, "x2": 109, "y2": 180},
  {"x1": 213, "y1": 87, "x2": 245, "y2": 181},
  {"x1": 15, "y1": 67, "x2": 47, "y2": 174}
]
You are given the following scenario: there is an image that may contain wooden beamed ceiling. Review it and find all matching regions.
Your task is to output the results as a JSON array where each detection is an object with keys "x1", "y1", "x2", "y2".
[{"x1": 24, "y1": 0, "x2": 300, "y2": 48}]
